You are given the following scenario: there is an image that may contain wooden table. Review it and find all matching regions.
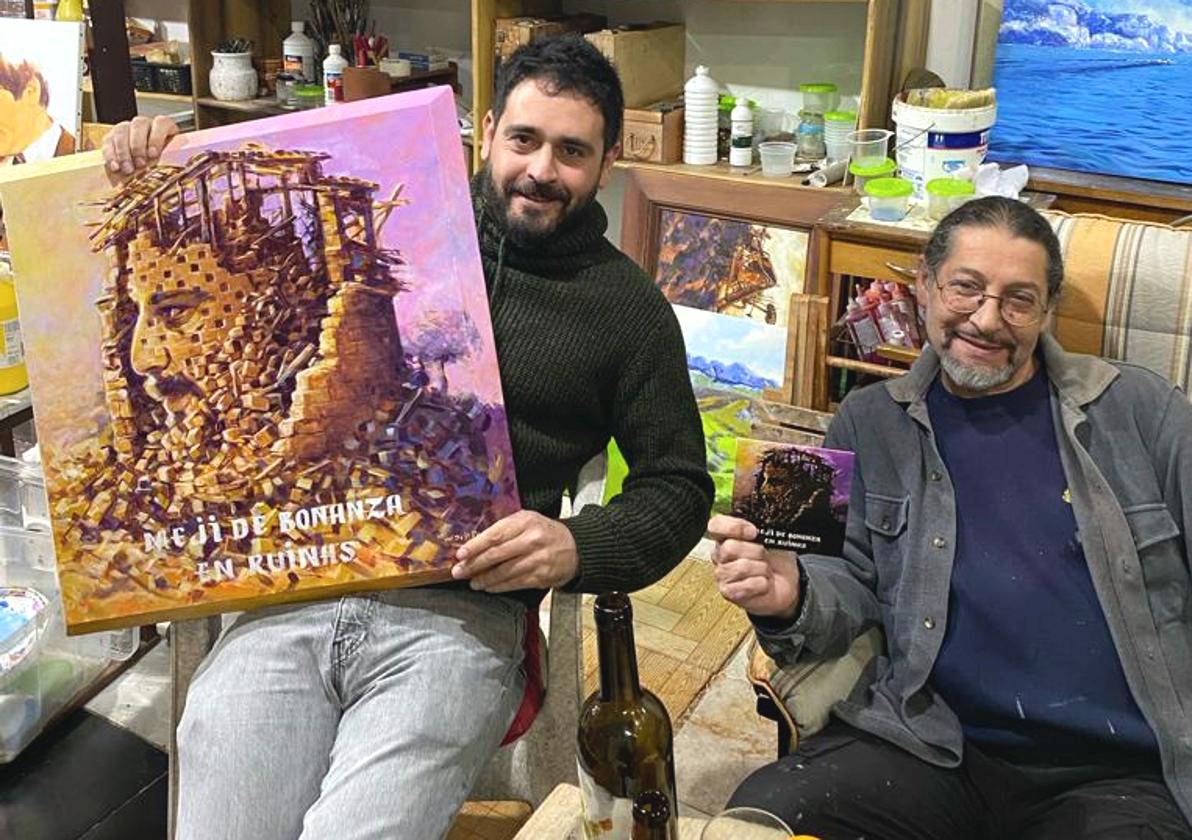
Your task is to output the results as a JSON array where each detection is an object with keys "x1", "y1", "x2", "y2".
[{"x1": 514, "y1": 783, "x2": 708, "y2": 839}]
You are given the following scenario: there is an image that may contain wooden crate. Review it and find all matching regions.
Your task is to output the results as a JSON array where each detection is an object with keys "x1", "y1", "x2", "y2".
[
  {"x1": 585, "y1": 24, "x2": 684, "y2": 108},
  {"x1": 621, "y1": 99, "x2": 683, "y2": 165}
]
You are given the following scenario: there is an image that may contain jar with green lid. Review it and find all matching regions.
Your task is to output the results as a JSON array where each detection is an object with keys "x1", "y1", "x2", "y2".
[
  {"x1": 925, "y1": 177, "x2": 977, "y2": 220},
  {"x1": 799, "y1": 82, "x2": 838, "y2": 115},
  {"x1": 848, "y1": 157, "x2": 896, "y2": 195},
  {"x1": 293, "y1": 83, "x2": 324, "y2": 109},
  {"x1": 864, "y1": 176, "x2": 914, "y2": 222}
]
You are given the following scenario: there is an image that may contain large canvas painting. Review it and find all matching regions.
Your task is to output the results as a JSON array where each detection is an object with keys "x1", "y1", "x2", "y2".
[
  {"x1": 654, "y1": 209, "x2": 808, "y2": 326},
  {"x1": 0, "y1": 89, "x2": 520, "y2": 633},
  {"x1": 0, "y1": 18, "x2": 84, "y2": 166},
  {"x1": 991, "y1": 0, "x2": 1192, "y2": 185}
]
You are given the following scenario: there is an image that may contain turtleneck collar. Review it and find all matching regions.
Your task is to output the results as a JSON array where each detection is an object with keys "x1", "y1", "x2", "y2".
[{"x1": 470, "y1": 171, "x2": 611, "y2": 279}]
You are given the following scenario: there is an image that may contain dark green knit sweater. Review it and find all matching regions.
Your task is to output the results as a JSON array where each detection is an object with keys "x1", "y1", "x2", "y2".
[{"x1": 471, "y1": 175, "x2": 713, "y2": 595}]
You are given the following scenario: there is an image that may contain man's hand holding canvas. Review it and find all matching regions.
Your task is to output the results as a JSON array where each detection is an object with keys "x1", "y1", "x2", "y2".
[{"x1": 453, "y1": 510, "x2": 579, "y2": 592}]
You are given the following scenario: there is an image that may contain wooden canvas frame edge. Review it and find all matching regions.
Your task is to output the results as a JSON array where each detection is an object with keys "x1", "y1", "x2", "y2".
[{"x1": 618, "y1": 167, "x2": 851, "y2": 406}]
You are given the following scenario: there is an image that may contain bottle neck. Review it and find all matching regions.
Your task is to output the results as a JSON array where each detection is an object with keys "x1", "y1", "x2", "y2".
[{"x1": 595, "y1": 612, "x2": 642, "y2": 704}]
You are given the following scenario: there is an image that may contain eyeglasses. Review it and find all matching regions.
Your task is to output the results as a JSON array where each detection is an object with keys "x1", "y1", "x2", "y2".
[{"x1": 935, "y1": 278, "x2": 1047, "y2": 327}]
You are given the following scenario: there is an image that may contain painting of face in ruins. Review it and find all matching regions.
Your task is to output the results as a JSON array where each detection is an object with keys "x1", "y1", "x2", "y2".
[
  {"x1": 731, "y1": 438, "x2": 853, "y2": 557},
  {"x1": 0, "y1": 89, "x2": 519, "y2": 633}
]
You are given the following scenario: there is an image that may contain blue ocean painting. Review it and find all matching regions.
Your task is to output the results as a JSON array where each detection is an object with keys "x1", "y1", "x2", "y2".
[{"x1": 990, "y1": 0, "x2": 1192, "y2": 185}]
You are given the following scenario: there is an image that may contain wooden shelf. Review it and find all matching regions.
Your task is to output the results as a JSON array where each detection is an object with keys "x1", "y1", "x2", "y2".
[
  {"x1": 195, "y1": 96, "x2": 289, "y2": 116},
  {"x1": 826, "y1": 354, "x2": 906, "y2": 378},
  {"x1": 614, "y1": 158, "x2": 854, "y2": 194},
  {"x1": 83, "y1": 78, "x2": 193, "y2": 105}
]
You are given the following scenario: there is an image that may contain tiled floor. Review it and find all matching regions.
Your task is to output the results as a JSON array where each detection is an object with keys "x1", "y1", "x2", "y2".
[{"x1": 72, "y1": 548, "x2": 775, "y2": 840}]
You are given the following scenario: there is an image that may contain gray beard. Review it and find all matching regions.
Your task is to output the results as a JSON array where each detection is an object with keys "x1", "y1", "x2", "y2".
[{"x1": 938, "y1": 349, "x2": 1016, "y2": 392}]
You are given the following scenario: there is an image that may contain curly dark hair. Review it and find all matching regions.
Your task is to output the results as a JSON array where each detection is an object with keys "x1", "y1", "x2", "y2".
[
  {"x1": 492, "y1": 34, "x2": 624, "y2": 155},
  {"x1": 922, "y1": 196, "x2": 1065, "y2": 302}
]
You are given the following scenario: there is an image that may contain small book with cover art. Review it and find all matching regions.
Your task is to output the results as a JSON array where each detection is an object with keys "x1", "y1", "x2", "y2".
[{"x1": 731, "y1": 438, "x2": 854, "y2": 555}]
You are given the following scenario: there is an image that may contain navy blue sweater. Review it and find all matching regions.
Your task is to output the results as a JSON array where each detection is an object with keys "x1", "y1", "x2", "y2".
[{"x1": 926, "y1": 365, "x2": 1157, "y2": 761}]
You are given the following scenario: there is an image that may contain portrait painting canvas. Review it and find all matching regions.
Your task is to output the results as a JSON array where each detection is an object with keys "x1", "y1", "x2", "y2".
[
  {"x1": 0, "y1": 88, "x2": 520, "y2": 633},
  {"x1": 0, "y1": 18, "x2": 84, "y2": 166}
]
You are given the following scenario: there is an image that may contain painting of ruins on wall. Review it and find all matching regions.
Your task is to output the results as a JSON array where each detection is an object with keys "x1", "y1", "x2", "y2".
[
  {"x1": 0, "y1": 89, "x2": 519, "y2": 633},
  {"x1": 0, "y1": 18, "x2": 85, "y2": 166},
  {"x1": 653, "y1": 209, "x2": 808, "y2": 326}
]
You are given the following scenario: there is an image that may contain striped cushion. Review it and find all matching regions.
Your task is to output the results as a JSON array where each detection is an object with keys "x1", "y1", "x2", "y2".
[{"x1": 1045, "y1": 211, "x2": 1192, "y2": 394}]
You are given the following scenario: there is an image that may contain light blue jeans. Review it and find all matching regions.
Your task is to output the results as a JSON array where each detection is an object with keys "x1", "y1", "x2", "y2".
[{"x1": 175, "y1": 587, "x2": 527, "y2": 840}]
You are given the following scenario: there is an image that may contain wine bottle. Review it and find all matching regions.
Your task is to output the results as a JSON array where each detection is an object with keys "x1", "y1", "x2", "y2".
[
  {"x1": 632, "y1": 790, "x2": 671, "y2": 840},
  {"x1": 577, "y1": 592, "x2": 678, "y2": 840}
]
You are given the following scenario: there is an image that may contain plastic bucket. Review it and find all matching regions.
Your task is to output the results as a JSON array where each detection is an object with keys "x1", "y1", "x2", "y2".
[{"x1": 892, "y1": 94, "x2": 996, "y2": 200}]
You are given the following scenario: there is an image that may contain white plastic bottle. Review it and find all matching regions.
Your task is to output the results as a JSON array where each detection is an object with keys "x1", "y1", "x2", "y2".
[
  {"x1": 683, "y1": 66, "x2": 720, "y2": 166},
  {"x1": 283, "y1": 21, "x2": 317, "y2": 83},
  {"x1": 729, "y1": 97, "x2": 753, "y2": 167},
  {"x1": 323, "y1": 44, "x2": 348, "y2": 104}
]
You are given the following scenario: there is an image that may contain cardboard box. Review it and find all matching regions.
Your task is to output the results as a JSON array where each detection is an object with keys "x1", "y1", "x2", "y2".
[
  {"x1": 622, "y1": 99, "x2": 683, "y2": 164},
  {"x1": 585, "y1": 24, "x2": 685, "y2": 108},
  {"x1": 495, "y1": 14, "x2": 607, "y2": 61}
]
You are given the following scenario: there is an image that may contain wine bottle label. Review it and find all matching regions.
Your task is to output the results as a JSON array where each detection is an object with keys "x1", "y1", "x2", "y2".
[
  {"x1": 578, "y1": 762, "x2": 634, "y2": 839},
  {"x1": 1, "y1": 318, "x2": 23, "y2": 368}
]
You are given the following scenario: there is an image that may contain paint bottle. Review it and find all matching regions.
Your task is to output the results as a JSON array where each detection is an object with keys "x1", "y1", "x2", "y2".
[
  {"x1": 876, "y1": 301, "x2": 909, "y2": 347},
  {"x1": 729, "y1": 97, "x2": 753, "y2": 168},
  {"x1": 845, "y1": 297, "x2": 881, "y2": 362},
  {"x1": 0, "y1": 259, "x2": 28, "y2": 395},
  {"x1": 323, "y1": 44, "x2": 348, "y2": 104},
  {"x1": 888, "y1": 282, "x2": 922, "y2": 347},
  {"x1": 283, "y1": 21, "x2": 318, "y2": 83},
  {"x1": 55, "y1": 0, "x2": 82, "y2": 21}
]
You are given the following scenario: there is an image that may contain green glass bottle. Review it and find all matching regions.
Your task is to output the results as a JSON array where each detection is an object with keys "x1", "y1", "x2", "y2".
[{"x1": 577, "y1": 592, "x2": 678, "y2": 840}]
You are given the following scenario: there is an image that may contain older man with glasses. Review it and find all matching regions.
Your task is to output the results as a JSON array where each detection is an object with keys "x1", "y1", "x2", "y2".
[{"x1": 709, "y1": 196, "x2": 1192, "y2": 839}]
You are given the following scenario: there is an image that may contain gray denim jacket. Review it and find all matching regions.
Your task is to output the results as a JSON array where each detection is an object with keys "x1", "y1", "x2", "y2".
[{"x1": 756, "y1": 334, "x2": 1192, "y2": 823}]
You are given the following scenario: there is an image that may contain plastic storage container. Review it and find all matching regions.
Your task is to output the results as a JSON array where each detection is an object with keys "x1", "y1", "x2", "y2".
[
  {"x1": 824, "y1": 110, "x2": 856, "y2": 163},
  {"x1": 864, "y1": 176, "x2": 914, "y2": 222},
  {"x1": 849, "y1": 157, "x2": 896, "y2": 195},
  {"x1": 758, "y1": 141, "x2": 796, "y2": 177},
  {"x1": 0, "y1": 455, "x2": 136, "y2": 764},
  {"x1": 925, "y1": 177, "x2": 977, "y2": 220},
  {"x1": 799, "y1": 82, "x2": 838, "y2": 116}
]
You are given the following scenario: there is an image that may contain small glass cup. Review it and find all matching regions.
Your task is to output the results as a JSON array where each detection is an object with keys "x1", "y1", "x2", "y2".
[{"x1": 700, "y1": 806, "x2": 794, "y2": 840}]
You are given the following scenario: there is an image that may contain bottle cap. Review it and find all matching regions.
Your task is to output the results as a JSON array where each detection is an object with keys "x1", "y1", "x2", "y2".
[
  {"x1": 291, "y1": 21, "x2": 305, "y2": 33},
  {"x1": 329, "y1": 44, "x2": 342, "y2": 55}
]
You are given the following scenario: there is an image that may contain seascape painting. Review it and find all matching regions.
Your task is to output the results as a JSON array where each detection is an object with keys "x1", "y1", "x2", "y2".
[{"x1": 991, "y1": 0, "x2": 1192, "y2": 185}]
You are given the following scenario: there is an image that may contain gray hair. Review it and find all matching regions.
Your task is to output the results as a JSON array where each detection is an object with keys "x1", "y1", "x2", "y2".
[{"x1": 922, "y1": 196, "x2": 1064, "y2": 302}]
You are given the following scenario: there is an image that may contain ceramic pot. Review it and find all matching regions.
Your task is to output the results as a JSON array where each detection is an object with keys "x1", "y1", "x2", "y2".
[{"x1": 209, "y1": 51, "x2": 257, "y2": 101}]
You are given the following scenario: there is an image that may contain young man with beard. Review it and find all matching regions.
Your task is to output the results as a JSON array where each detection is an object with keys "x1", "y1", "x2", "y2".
[
  {"x1": 104, "y1": 37, "x2": 712, "y2": 840},
  {"x1": 709, "y1": 197, "x2": 1192, "y2": 838}
]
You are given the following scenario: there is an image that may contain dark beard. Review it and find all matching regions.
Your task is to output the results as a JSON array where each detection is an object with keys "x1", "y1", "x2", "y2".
[{"x1": 480, "y1": 164, "x2": 597, "y2": 247}]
